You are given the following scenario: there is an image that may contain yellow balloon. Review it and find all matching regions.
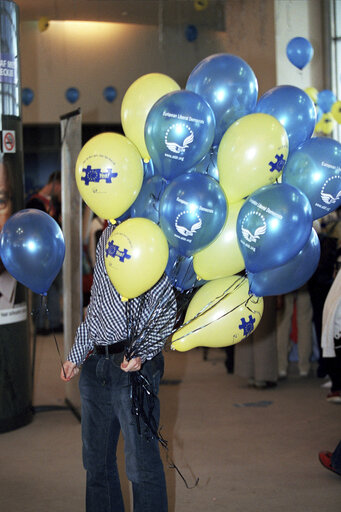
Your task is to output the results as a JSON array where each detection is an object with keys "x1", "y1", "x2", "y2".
[
  {"x1": 217, "y1": 113, "x2": 289, "y2": 203},
  {"x1": 121, "y1": 73, "x2": 181, "y2": 160},
  {"x1": 194, "y1": 0, "x2": 208, "y2": 11},
  {"x1": 316, "y1": 112, "x2": 335, "y2": 135},
  {"x1": 75, "y1": 133, "x2": 143, "y2": 221},
  {"x1": 193, "y1": 200, "x2": 245, "y2": 280},
  {"x1": 104, "y1": 218, "x2": 169, "y2": 299},
  {"x1": 38, "y1": 16, "x2": 50, "y2": 32},
  {"x1": 331, "y1": 101, "x2": 341, "y2": 123},
  {"x1": 304, "y1": 87, "x2": 318, "y2": 105},
  {"x1": 171, "y1": 275, "x2": 263, "y2": 351}
]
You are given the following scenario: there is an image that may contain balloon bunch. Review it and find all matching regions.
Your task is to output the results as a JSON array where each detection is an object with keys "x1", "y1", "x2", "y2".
[{"x1": 305, "y1": 86, "x2": 341, "y2": 136}]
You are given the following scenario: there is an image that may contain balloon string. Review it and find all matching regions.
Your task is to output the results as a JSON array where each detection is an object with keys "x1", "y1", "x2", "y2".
[
  {"x1": 32, "y1": 295, "x2": 67, "y2": 380},
  {"x1": 129, "y1": 371, "x2": 199, "y2": 489}
]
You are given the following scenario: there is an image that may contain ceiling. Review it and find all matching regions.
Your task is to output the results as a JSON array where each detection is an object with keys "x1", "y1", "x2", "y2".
[{"x1": 14, "y1": 0, "x2": 226, "y2": 30}]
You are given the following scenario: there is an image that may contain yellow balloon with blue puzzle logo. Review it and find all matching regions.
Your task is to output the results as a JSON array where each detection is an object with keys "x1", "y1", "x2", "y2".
[
  {"x1": 104, "y1": 218, "x2": 169, "y2": 300},
  {"x1": 75, "y1": 132, "x2": 143, "y2": 222},
  {"x1": 171, "y1": 275, "x2": 263, "y2": 351}
]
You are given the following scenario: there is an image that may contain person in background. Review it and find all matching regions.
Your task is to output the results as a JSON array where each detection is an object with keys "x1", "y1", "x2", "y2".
[
  {"x1": 321, "y1": 267, "x2": 341, "y2": 403},
  {"x1": 319, "y1": 441, "x2": 341, "y2": 476},
  {"x1": 234, "y1": 296, "x2": 278, "y2": 388},
  {"x1": 26, "y1": 171, "x2": 63, "y2": 333},
  {"x1": 61, "y1": 222, "x2": 177, "y2": 512},
  {"x1": 0, "y1": 159, "x2": 16, "y2": 309},
  {"x1": 276, "y1": 284, "x2": 313, "y2": 378}
]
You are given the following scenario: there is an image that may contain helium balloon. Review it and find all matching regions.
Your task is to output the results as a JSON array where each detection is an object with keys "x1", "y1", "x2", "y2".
[
  {"x1": 171, "y1": 275, "x2": 264, "y2": 351},
  {"x1": 143, "y1": 158, "x2": 155, "y2": 181},
  {"x1": 286, "y1": 37, "x2": 314, "y2": 70},
  {"x1": 236, "y1": 182, "x2": 313, "y2": 273},
  {"x1": 165, "y1": 248, "x2": 200, "y2": 291},
  {"x1": 104, "y1": 217, "x2": 169, "y2": 300},
  {"x1": 217, "y1": 113, "x2": 289, "y2": 203},
  {"x1": 248, "y1": 228, "x2": 320, "y2": 297},
  {"x1": 186, "y1": 53, "x2": 258, "y2": 146},
  {"x1": 121, "y1": 73, "x2": 180, "y2": 161},
  {"x1": 282, "y1": 137, "x2": 341, "y2": 220},
  {"x1": 103, "y1": 86, "x2": 117, "y2": 103},
  {"x1": 22, "y1": 87, "x2": 34, "y2": 106},
  {"x1": 130, "y1": 176, "x2": 168, "y2": 224},
  {"x1": 65, "y1": 87, "x2": 79, "y2": 104},
  {"x1": 75, "y1": 132, "x2": 143, "y2": 222},
  {"x1": 193, "y1": 200, "x2": 245, "y2": 280},
  {"x1": 255, "y1": 85, "x2": 316, "y2": 154},
  {"x1": 317, "y1": 89, "x2": 337, "y2": 113},
  {"x1": 304, "y1": 87, "x2": 318, "y2": 105},
  {"x1": 159, "y1": 172, "x2": 227, "y2": 257},
  {"x1": 185, "y1": 24, "x2": 198, "y2": 42},
  {"x1": 318, "y1": 112, "x2": 335, "y2": 135},
  {"x1": 0, "y1": 209, "x2": 65, "y2": 295},
  {"x1": 331, "y1": 100, "x2": 341, "y2": 123},
  {"x1": 145, "y1": 90, "x2": 216, "y2": 181}
]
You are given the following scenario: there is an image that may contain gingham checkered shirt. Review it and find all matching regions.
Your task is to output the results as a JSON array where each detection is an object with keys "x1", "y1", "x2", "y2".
[{"x1": 68, "y1": 224, "x2": 177, "y2": 366}]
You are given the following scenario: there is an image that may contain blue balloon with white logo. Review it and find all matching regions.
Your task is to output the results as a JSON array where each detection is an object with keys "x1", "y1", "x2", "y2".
[
  {"x1": 255, "y1": 85, "x2": 316, "y2": 154},
  {"x1": 248, "y1": 228, "x2": 320, "y2": 297},
  {"x1": 159, "y1": 172, "x2": 227, "y2": 257},
  {"x1": 317, "y1": 89, "x2": 336, "y2": 114},
  {"x1": 186, "y1": 53, "x2": 258, "y2": 146},
  {"x1": 236, "y1": 183, "x2": 313, "y2": 273},
  {"x1": 187, "y1": 148, "x2": 219, "y2": 181},
  {"x1": 131, "y1": 176, "x2": 168, "y2": 224},
  {"x1": 145, "y1": 90, "x2": 216, "y2": 182},
  {"x1": 282, "y1": 137, "x2": 341, "y2": 220},
  {"x1": 0, "y1": 209, "x2": 65, "y2": 295},
  {"x1": 286, "y1": 37, "x2": 314, "y2": 70}
]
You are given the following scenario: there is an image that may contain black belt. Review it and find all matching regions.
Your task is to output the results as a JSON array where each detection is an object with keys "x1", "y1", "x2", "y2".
[{"x1": 93, "y1": 341, "x2": 127, "y2": 355}]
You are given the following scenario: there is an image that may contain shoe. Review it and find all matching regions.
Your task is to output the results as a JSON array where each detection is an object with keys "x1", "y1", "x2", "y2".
[
  {"x1": 253, "y1": 380, "x2": 277, "y2": 389},
  {"x1": 318, "y1": 451, "x2": 341, "y2": 476},
  {"x1": 299, "y1": 371, "x2": 309, "y2": 377},
  {"x1": 326, "y1": 391, "x2": 341, "y2": 403},
  {"x1": 278, "y1": 371, "x2": 287, "y2": 380}
]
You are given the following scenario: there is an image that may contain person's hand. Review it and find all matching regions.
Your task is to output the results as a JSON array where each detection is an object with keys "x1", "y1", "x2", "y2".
[
  {"x1": 121, "y1": 356, "x2": 142, "y2": 372},
  {"x1": 61, "y1": 361, "x2": 79, "y2": 381}
]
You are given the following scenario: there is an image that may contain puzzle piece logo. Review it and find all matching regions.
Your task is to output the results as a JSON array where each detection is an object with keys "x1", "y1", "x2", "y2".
[
  {"x1": 268, "y1": 154, "x2": 285, "y2": 173},
  {"x1": 81, "y1": 165, "x2": 118, "y2": 186},
  {"x1": 105, "y1": 241, "x2": 131, "y2": 262},
  {"x1": 239, "y1": 315, "x2": 256, "y2": 336}
]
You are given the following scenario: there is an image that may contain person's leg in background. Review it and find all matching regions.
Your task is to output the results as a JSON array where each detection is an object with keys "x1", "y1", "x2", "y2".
[
  {"x1": 276, "y1": 292, "x2": 294, "y2": 378},
  {"x1": 296, "y1": 285, "x2": 313, "y2": 376}
]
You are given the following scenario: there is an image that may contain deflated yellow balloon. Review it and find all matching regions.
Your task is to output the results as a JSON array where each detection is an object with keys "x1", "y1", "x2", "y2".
[
  {"x1": 171, "y1": 275, "x2": 263, "y2": 351},
  {"x1": 75, "y1": 132, "x2": 143, "y2": 221},
  {"x1": 121, "y1": 73, "x2": 181, "y2": 161},
  {"x1": 104, "y1": 217, "x2": 169, "y2": 299},
  {"x1": 193, "y1": 200, "x2": 245, "y2": 280},
  {"x1": 217, "y1": 113, "x2": 289, "y2": 203}
]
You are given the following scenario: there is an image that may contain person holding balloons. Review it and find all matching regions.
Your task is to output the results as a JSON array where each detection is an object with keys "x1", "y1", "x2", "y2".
[{"x1": 61, "y1": 221, "x2": 177, "y2": 512}]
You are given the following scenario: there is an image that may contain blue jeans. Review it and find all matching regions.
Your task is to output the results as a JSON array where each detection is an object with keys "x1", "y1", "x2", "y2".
[{"x1": 79, "y1": 351, "x2": 168, "y2": 512}]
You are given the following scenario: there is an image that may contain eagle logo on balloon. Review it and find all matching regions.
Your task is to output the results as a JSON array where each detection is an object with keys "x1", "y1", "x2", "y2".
[
  {"x1": 165, "y1": 124, "x2": 194, "y2": 154},
  {"x1": 175, "y1": 211, "x2": 202, "y2": 238}
]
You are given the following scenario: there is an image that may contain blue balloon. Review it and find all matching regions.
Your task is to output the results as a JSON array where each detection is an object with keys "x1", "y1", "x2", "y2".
[
  {"x1": 22, "y1": 87, "x2": 34, "y2": 106},
  {"x1": 248, "y1": 228, "x2": 320, "y2": 297},
  {"x1": 159, "y1": 173, "x2": 227, "y2": 257},
  {"x1": 103, "y1": 86, "x2": 117, "y2": 103},
  {"x1": 317, "y1": 89, "x2": 337, "y2": 113},
  {"x1": 65, "y1": 87, "x2": 79, "y2": 104},
  {"x1": 0, "y1": 209, "x2": 65, "y2": 295},
  {"x1": 166, "y1": 248, "x2": 200, "y2": 291},
  {"x1": 145, "y1": 90, "x2": 216, "y2": 181},
  {"x1": 130, "y1": 176, "x2": 168, "y2": 224},
  {"x1": 282, "y1": 137, "x2": 341, "y2": 220},
  {"x1": 286, "y1": 37, "x2": 314, "y2": 70},
  {"x1": 255, "y1": 85, "x2": 316, "y2": 154},
  {"x1": 237, "y1": 183, "x2": 312, "y2": 273},
  {"x1": 186, "y1": 53, "x2": 258, "y2": 146},
  {"x1": 185, "y1": 24, "x2": 198, "y2": 42},
  {"x1": 188, "y1": 147, "x2": 219, "y2": 181}
]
